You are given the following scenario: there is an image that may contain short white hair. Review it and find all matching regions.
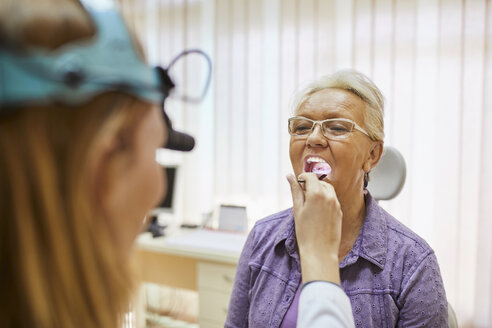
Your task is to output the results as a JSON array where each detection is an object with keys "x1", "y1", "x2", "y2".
[{"x1": 291, "y1": 69, "x2": 385, "y2": 141}]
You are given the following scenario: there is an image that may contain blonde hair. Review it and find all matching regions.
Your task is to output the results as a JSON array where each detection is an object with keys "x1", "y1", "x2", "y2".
[
  {"x1": 0, "y1": 1, "x2": 150, "y2": 327},
  {"x1": 292, "y1": 69, "x2": 385, "y2": 142}
]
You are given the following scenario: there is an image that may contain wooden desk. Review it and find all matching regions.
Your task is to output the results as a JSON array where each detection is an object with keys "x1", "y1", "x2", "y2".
[{"x1": 135, "y1": 229, "x2": 247, "y2": 328}]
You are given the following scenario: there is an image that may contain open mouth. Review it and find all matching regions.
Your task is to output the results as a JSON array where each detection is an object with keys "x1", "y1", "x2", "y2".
[{"x1": 304, "y1": 156, "x2": 332, "y2": 178}]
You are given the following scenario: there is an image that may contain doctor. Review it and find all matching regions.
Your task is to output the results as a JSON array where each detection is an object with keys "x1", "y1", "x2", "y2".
[{"x1": 0, "y1": 0, "x2": 193, "y2": 326}]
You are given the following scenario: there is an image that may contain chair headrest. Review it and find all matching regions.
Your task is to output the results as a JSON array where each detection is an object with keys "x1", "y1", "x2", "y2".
[{"x1": 366, "y1": 145, "x2": 406, "y2": 201}]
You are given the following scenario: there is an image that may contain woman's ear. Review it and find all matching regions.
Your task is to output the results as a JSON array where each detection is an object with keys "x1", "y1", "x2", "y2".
[{"x1": 363, "y1": 141, "x2": 383, "y2": 173}]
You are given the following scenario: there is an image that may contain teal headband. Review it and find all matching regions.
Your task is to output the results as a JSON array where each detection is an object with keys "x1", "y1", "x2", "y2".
[{"x1": 0, "y1": 0, "x2": 172, "y2": 110}]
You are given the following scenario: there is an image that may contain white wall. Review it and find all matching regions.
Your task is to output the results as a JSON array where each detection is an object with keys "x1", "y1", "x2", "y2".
[{"x1": 121, "y1": 0, "x2": 492, "y2": 326}]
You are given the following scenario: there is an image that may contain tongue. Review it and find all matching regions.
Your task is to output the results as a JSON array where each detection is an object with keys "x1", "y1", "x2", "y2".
[{"x1": 311, "y1": 162, "x2": 332, "y2": 178}]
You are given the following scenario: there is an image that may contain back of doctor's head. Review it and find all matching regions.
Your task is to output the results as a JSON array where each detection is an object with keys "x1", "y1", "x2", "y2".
[{"x1": 0, "y1": 1, "x2": 153, "y2": 327}]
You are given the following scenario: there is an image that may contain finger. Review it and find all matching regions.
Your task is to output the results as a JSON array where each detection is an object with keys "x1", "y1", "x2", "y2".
[
  {"x1": 319, "y1": 179, "x2": 335, "y2": 193},
  {"x1": 319, "y1": 182, "x2": 339, "y2": 205},
  {"x1": 286, "y1": 174, "x2": 304, "y2": 209},
  {"x1": 318, "y1": 182, "x2": 342, "y2": 214},
  {"x1": 297, "y1": 172, "x2": 322, "y2": 195}
]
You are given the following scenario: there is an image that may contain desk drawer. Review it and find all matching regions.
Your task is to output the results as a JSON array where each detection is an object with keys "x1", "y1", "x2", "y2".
[
  {"x1": 198, "y1": 262, "x2": 236, "y2": 293},
  {"x1": 199, "y1": 318, "x2": 224, "y2": 328},
  {"x1": 198, "y1": 289, "x2": 231, "y2": 323}
]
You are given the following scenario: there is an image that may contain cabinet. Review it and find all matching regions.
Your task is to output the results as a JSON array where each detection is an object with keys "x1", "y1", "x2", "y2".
[
  {"x1": 135, "y1": 229, "x2": 246, "y2": 328},
  {"x1": 198, "y1": 262, "x2": 236, "y2": 327}
]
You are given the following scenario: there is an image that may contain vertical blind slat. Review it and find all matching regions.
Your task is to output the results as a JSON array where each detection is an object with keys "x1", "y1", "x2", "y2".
[{"x1": 457, "y1": 0, "x2": 487, "y2": 320}]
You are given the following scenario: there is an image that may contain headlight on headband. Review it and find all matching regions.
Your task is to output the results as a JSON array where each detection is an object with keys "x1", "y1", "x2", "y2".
[{"x1": 0, "y1": 0, "x2": 211, "y2": 152}]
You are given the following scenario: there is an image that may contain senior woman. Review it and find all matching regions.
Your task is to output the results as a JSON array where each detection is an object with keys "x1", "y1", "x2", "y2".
[{"x1": 225, "y1": 70, "x2": 448, "y2": 327}]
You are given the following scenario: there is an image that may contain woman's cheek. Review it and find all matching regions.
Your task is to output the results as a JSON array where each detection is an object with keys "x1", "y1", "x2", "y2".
[
  {"x1": 289, "y1": 140, "x2": 304, "y2": 175},
  {"x1": 154, "y1": 164, "x2": 166, "y2": 208}
]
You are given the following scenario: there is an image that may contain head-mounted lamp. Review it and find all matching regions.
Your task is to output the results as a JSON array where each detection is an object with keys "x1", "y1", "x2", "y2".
[{"x1": 0, "y1": 0, "x2": 209, "y2": 152}]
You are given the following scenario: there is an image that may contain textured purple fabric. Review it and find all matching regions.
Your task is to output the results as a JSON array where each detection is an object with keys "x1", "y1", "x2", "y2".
[
  {"x1": 225, "y1": 193, "x2": 449, "y2": 328},
  {"x1": 279, "y1": 282, "x2": 301, "y2": 328}
]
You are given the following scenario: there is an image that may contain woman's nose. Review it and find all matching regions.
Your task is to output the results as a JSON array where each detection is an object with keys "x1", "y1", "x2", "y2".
[{"x1": 306, "y1": 124, "x2": 328, "y2": 147}]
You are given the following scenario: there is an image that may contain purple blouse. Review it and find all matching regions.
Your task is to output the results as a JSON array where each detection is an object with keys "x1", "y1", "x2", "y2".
[
  {"x1": 279, "y1": 283, "x2": 301, "y2": 328},
  {"x1": 225, "y1": 193, "x2": 449, "y2": 328}
]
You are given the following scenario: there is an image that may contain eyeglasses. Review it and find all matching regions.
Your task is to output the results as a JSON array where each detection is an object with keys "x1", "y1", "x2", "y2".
[{"x1": 288, "y1": 116, "x2": 371, "y2": 140}]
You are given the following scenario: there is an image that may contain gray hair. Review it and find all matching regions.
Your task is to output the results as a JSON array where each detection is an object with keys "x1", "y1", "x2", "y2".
[{"x1": 291, "y1": 69, "x2": 385, "y2": 141}]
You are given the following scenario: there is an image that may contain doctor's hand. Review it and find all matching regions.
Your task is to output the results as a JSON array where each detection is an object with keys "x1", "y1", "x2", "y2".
[{"x1": 287, "y1": 172, "x2": 343, "y2": 285}]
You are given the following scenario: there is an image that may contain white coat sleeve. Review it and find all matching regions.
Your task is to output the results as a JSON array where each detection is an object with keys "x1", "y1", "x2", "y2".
[{"x1": 297, "y1": 281, "x2": 355, "y2": 328}]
